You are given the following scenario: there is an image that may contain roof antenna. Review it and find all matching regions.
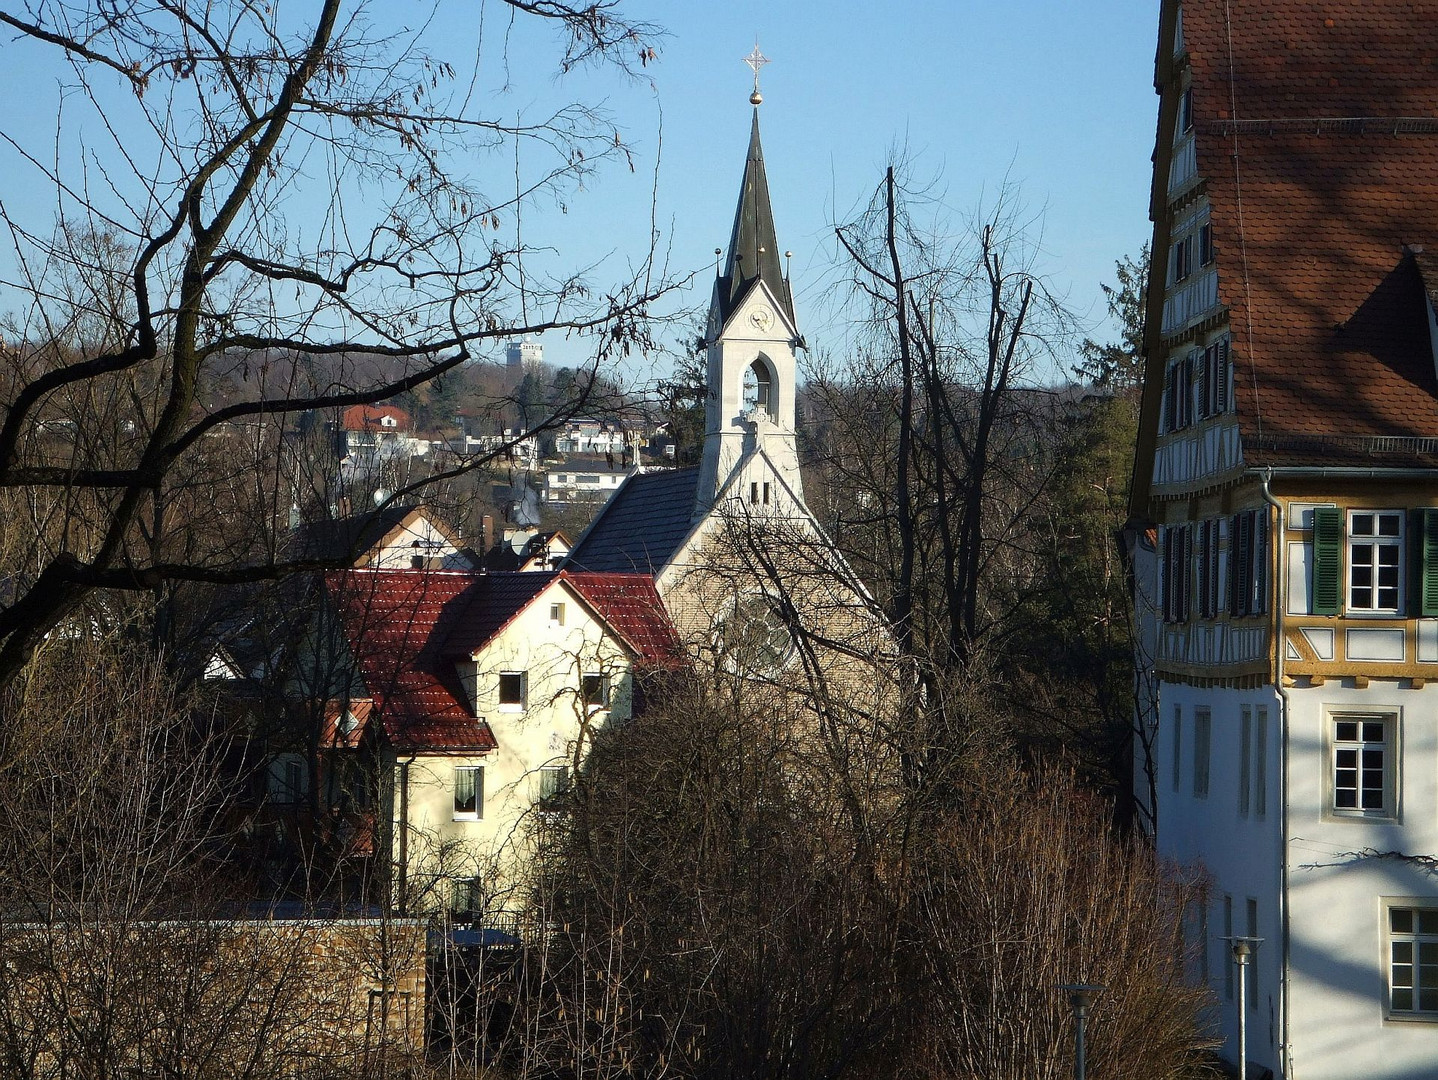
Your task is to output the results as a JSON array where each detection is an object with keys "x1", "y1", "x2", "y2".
[{"x1": 744, "y1": 40, "x2": 769, "y2": 105}]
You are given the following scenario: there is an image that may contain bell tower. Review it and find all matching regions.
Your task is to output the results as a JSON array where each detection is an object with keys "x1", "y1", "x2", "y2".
[{"x1": 694, "y1": 54, "x2": 804, "y2": 518}]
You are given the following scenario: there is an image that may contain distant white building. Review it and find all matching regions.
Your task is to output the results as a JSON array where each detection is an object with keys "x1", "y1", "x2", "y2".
[
  {"x1": 505, "y1": 340, "x2": 542, "y2": 371},
  {"x1": 544, "y1": 462, "x2": 631, "y2": 506}
]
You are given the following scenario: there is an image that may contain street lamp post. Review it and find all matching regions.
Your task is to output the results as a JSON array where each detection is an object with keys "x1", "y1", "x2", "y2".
[
  {"x1": 1059, "y1": 983, "x2": 1105, "y2": 1080},
  {"x1": 1223, "y1": 936, "x2": 1262, "y2": 1079}
]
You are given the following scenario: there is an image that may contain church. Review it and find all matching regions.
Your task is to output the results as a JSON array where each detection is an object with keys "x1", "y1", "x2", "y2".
[{"x1": 565, "y1": 85, "x2": 889, "y2": 689}]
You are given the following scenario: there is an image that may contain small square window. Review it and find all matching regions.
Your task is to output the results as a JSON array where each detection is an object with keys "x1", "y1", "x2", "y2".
[
  {"x1": 499, "y1": 672, "x2": 525, "y2": 709},
  {"x1": 452, "y1": 876, "x2": 483, "y2": 916},
  {"x1": 550, "y1": 602, "x2": 565, "y2": 626},
  {"x1": 453, "y1": 765, "x2": 484, "y2": 820}
]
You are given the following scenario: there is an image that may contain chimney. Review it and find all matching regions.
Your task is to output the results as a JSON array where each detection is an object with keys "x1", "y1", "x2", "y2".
[{"x1": 481, "y1": 514, "x2": 495, "y2": 553}]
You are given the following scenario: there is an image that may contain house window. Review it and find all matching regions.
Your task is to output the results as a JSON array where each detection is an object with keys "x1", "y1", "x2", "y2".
[
  {"x1": 1199, "y1": 222, "x2": 1215, "y2": 266},
  {"x1": 751, "y1": 482, "x2": 760, "y2": 504},
  {"x1": 1330, "y1": 713, "x2": 1394, "y2": 818},
  {"x1": 268, "y1": 755, "x2": 307, "y2": 804},
  {"x1": 452, "y1": 876, "x2": 483, "y2": 916},
  {"x1": 1161, "y1": 524, "x2": 1191, "y2": 623},
  {"x1": 539, "y1": 765, "x2": 571, "y2": 801},
  {"x1": 1223, "y1": 895, "x2": 1235, "y2": 1000},
  {"x1": 1161, "y1": 352, "x2": 1194, "y2": 432},
  {"x1": 1197, "y1": 518, "x2": 1220, "y2": 618},
  {"x1": 1228, "y1": 508, "x2": 1270, "y2": 617},
  {"x1": 1171, "y1": 233, "x2": 1193, "y2": 284},
  {"x1": 1245, "y1": 899, "x2": 1259, "y2": 1010},
  {"x1": 1349, "y1": 510, "x2": 1403, "y2": 614},
  {"x1": 1171, "y1": 704, "x2": 1183, "y2": 793},
  {"x1": 762, "y1": 482, "x2": 771, "y2": 506},
  {"x1": 1255, "y1": 707, "x2": 1268, "y2": 819},
  {"x1": 1389, "y1": 906, "x2": 1438, "y2": 1016},
  {"x1": 1193, "y1": 708, "x2": 1211, "y2": 799},
  {"x1": 499, "y1": 672, "x2": 525, "y2": 709},
  {"x1": 454, "y1": 765, "x2": 484, "y2": 820},
  {"x1": 550, "y1": 602, "x2": 565, "y2": 626},
  {"x1": 581, "y1": 673, "x2": 609, "y2": 710},
  {"x1": 1198, "y1": 336, "x2": 1229, "y2": 419},
  {"x1": 1239, "y1": 706, "x2": 1252, "y2": 818},
  {"x1": 1179, "y1": 85, "x2": 1194, "y2": 133}
]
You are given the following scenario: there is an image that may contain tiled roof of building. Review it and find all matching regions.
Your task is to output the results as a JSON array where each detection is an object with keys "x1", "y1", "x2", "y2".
[
  {"x1": 328, "y1": 568, "x2": 684, "y2": 748},
  {"x1": 1183, "y1": 1, "x2": 1438, "y2": 467},
  {"x1": 326, "y1": 570, "x2": 496, "y2": 751},
  {"x1": 291, "y1": 504, "x2": 422, "y2": 565},
  {"x1": 442, "y1": 572, "x2": 559, "y2": 658},
  {"x1": 341, "y1": 403, "x2": 410, "y2": 431},
  {"x1": 564, "y1": 467, "x2": 700, "y2": 574},
  {"x1": 564, "y1": 573, "x2": 684, "y2": 666}
]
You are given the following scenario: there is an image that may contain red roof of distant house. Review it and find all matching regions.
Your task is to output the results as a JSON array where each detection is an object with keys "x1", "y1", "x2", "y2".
[
  {"x1": 1179, "y1": 0, "x2": 1438, "y2": 467},
  {"x1": 326, "y1": 569, "x2": 684, "y2": 751},
  {"x1": 341, "y1": 404, "x2": 410, "y2": 432}
]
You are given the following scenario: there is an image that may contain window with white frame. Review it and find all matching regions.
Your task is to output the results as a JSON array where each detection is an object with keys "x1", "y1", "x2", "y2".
[
  {"x1": 539, "y1": 765, "x2": 571, "y2": 802},
  {"x1": 1330, "y1": 713, "x2": 1395, "y2": 818},
  {"x1": 498, "y1": 671, "x2": 526, "y2": 710},
  {"x1": 580, "y1": 673, "x2": 609, "y2": 711},
  {"x1": 453, "y1": 765, "x2": 484, "y2": 820},
  {"x1": 1389, "y1": 905, "x2": 1438, "y2": 1017},
  {"x1": 1348, "y1": 510, "x2": 1404, "y2": 614},
  {"x1": 1193, "y1": 707, "x2": 1211, "y2": 799}
]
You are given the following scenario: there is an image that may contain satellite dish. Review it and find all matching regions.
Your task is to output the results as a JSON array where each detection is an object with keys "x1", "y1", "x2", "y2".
[{"x1": 373, "y1": 488, "x2": 390, "y2": 505}]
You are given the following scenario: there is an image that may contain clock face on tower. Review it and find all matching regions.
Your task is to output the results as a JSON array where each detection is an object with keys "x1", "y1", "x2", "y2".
[{"x1": 748, "y1": 305, "x2": 774, "y2": 332}]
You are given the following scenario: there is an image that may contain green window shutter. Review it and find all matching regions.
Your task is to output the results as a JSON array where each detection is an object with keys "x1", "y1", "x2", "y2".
[
  {"x1": 1421, "y1": 509, "x2": 1438, "y2": 616},
  {"x1": 1311, "y1": 506, "x2": 1342, "y2": 616}
]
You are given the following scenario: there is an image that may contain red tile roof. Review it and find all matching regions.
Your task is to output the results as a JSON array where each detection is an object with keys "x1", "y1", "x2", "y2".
[
  {"x1": 564, "y1": 573, "x2": 684, "y2": 666},
  {"x1": 341, "y1": 404, "x2": 410, "y2": 432},
  {"x1": 1182, "y1": 1, "x2": 1438, "y2": 465},
  {"x1": 326, "y1": 570, "x2": 496, "y2": 752},
  {"x1": 326, "y1": 569, "x2": 684, "y2": 750}
]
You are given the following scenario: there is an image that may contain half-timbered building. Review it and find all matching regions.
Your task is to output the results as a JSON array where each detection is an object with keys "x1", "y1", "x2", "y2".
[{"x1": 1132, "y1": 4, "x2": 1438, "y2": 1076}]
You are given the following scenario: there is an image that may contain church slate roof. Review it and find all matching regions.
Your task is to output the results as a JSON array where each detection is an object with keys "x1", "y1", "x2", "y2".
[
  {"x1": 564, "y1": 467, "x2": 700, "y2": 575},
  {"x1": 713, "y1": 110, "x2": 795, "y2": 329},
  {"x1": 1177, "y1": 0, "x2": 1438, "y2": 469}
]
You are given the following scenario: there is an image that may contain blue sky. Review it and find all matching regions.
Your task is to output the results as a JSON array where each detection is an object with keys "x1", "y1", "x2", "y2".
[{"x1": 0, "y1": 0, "x2": 1160, "y2": 386}]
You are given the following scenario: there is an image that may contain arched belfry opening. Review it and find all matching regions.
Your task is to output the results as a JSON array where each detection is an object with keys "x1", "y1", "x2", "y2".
[{"x1": 743, "y1": 357, "x2": 775, "y2": 418}]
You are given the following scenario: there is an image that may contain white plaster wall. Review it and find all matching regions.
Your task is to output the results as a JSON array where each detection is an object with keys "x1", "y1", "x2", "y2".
[
  {"x1": 1155, "y1": 679, "x2": 1284, "y2": 1075},
  {"x1": 394, "y1": 578, "x2": 635, "y2": 910},
  {"x1": 368, "y1": 516, "x2": 463, "y2": 569},
  {"x1": 1283, "y1": 678, "x2": 1438, "y2": 1080}
]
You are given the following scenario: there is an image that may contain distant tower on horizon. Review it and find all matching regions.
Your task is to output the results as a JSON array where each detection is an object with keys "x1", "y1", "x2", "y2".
[{"x1": 505, "y1": 340, "x2": 543, "y2": 372}]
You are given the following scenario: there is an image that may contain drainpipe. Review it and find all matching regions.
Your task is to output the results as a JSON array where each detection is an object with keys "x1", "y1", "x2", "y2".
[
  {"x1": 396, "y1": 754, "x2": 415, "y2": 915},
  {"x1": 1255, "y1": 467, "x2": 1292, "y2": 1078}
]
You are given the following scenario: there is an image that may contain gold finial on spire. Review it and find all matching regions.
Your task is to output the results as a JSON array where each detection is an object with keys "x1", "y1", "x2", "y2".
[{"x1": 743, "y1": 40, "x2": 769, "y2": 105}]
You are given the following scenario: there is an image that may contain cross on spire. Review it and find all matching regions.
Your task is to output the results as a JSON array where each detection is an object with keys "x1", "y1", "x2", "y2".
[{"x1": 743, "y1": 41, "x2": 769, "y2": 105}]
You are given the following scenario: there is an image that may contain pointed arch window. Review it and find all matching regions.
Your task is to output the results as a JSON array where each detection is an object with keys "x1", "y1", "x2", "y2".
[{"x1": 743, "y1": 357, "x2": 775, "y2": 418}]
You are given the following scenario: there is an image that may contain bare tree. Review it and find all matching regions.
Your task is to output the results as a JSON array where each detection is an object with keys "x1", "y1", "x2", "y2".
[{"x1": 0, "y1": 0, "x2": 682, "y2": 689}]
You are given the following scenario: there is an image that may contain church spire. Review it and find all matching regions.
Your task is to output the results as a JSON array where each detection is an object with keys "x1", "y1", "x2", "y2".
[{"x1": 712, "y1": 108, "x2": 795, "y2": 332}]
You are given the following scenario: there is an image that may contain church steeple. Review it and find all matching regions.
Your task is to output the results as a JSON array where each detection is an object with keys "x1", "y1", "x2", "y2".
[
  {"x1": 711, "y1": 110, "x2": 795, "y2": 332},
  {"x1": 693, "y1": 64, "x2": 805, "y2": 521}
]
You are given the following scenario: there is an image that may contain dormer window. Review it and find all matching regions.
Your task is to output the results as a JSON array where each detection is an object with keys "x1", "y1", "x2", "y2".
[{"x1": 743, "y1": 358, "x2": 775, "y2": 418}]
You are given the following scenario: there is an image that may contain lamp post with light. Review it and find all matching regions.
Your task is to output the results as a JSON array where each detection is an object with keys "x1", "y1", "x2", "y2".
[{"x1": 1059, "y1": 983, "x2": 1105, "y2": 1080}]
